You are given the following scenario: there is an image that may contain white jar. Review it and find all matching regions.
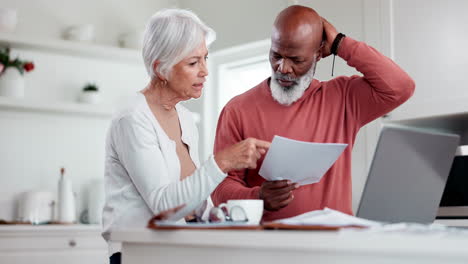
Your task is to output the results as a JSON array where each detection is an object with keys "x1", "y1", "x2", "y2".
[
  {"x1": 0, "y1": 67, "x2": 25, "y2": 98},
  {"x1": 0, "y1": 8, "x2": 17, "y2": 33}
]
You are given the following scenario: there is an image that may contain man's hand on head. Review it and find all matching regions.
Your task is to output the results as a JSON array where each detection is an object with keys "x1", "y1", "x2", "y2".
[
  {"x1": 320, "y1": 17, "x2": 338, "y2": 58},
  {"x1": 259, "y1": 180, "x2": 299, "y2": 211}
]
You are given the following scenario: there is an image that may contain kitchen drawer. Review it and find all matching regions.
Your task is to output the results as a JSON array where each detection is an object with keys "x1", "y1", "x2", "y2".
[
  {"x1": 0, "y1": 235, "x2": 106, "y2": 250},
  {"x1": 0, "y1": 225, "x2": 107, "y2": 264}
]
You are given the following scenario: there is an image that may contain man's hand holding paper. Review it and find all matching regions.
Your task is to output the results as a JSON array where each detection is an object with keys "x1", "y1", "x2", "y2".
[{"x1": 259, "y1": 180, "x2": 299, "y2": 211}]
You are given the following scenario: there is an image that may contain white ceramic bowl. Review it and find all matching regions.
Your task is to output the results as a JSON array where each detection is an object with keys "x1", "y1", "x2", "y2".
[
  {"x1": 117, "y1": 31, "x2": 144, "y2": 49},
  {"x1": 79, "y1": 91, "x2": 101, "y2": 104},
  {"x1": 63, "y1": 24, "x2": 95, "y2": 43}
]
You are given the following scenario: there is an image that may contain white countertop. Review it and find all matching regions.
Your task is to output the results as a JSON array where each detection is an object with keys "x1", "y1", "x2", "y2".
[{"x1": 112, "y1": 227, "x2": 468, "y2": 257}]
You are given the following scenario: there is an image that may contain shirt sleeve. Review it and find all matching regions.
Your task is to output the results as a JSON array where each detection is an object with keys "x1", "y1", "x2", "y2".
[
  {"x1": 337, "y1": 37, "x2": 415, "y2": 127},
  {"x1": 113, "y1": 113, "x2": 226, "y2": 217},
  {"x1": 211, "y1": 107, "x2": 261, "y2": 206}
]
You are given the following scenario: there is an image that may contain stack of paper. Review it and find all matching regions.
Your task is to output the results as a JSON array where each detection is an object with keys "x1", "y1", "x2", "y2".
[{"x1": 274, "y1": 208, "x2": 382, "y2": 228}]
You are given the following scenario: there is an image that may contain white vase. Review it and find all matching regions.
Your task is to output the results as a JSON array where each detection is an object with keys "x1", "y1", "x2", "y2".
[
  {"x1": 0, "y1": 67, "x2": 25, "y2": 98},
  {"x1": 57, "y1": 172, "x2": 76, "y2": 224},
  {"x1": 79, "y1": 91, "x2": 101, "y2": 104}
]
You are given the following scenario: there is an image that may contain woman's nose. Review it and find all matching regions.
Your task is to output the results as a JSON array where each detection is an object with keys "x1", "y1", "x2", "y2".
[{"x1": 199, "y1": 60, "x2": 208, "y2": 77}]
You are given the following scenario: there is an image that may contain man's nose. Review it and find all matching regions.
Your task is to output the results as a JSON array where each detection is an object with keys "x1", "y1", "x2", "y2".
[{"x1": 277, "y1": 59, "x2": 293, "y2": 74}]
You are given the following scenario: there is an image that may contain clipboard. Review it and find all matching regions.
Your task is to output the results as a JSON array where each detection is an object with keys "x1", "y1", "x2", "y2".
[
  {"x1": 147, "y1": 217, "x2": 366, "y2": 231},
  {"x1": 147, "y1": 216, "x2": 262, "y2": 230}
]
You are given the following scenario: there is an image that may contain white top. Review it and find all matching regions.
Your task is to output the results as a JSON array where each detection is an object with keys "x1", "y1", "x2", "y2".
[
  {"x1": 102, "y1": 93, "x2": 226, "y2": 256},
  {"x1": 111, "y1": 228, "x2": 468, "y2": 264}
]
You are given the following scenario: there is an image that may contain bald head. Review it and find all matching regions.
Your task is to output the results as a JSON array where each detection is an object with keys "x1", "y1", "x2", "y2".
[
  {"x1": 269, "y1": 5, "x2": 323, "y2": 82},
  {"x1": 273, "y1": 5, "x2": 323, "y2": 50}
]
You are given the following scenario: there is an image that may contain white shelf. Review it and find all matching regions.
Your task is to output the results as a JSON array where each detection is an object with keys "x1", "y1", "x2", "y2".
[
  {"x1": 0, "y1": 32, "x2": 142, "y2": 64},
  {"x1": 0, "y1": 96, "x2": 114, "y2": 118}
]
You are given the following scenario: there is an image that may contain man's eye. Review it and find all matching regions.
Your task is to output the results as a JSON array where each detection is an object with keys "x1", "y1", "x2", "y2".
[{"x1": 189, "y1": 61, "x2": 197, "y2": 66}]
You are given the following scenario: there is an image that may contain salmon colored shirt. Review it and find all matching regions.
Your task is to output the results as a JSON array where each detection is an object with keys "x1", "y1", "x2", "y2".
[{"x1": 211, "y1": 37, "x2": 415, "y2": 221}]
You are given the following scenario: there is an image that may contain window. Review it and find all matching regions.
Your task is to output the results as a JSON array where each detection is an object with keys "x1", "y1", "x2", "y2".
[
  {"x1": 201, "y1": 39, "x2": 270, "y2": 159},
  {"x1": 217, "y1": 56, "x2": 270, "y2": 114}
]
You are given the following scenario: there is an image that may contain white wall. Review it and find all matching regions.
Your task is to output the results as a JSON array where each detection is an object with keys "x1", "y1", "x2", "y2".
[
  {"x1": 179, "y1": 0, "x2": 289, "y2": 51},
  {"x1": 0, "y1": 0, "x2": 173, "y2": 220},
  {"x1": 389, "y1": 0, "x2": 468, "y2": 119}
]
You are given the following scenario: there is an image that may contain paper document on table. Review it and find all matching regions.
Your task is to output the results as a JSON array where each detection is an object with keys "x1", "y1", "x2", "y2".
[
  {"x1": 259, "y1": 136, "x2": 347, "y2": 186},
  {"x1": 274, "y1": 208, "x2": 381, "y2": 228}
]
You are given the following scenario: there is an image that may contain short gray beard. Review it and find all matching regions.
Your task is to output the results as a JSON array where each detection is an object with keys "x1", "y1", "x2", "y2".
[{"x1": 270, "y1": 62, "x2": 316, "y2": 106}]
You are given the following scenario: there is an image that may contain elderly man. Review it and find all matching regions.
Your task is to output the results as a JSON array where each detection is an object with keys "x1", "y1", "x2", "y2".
[{"x1": 211, "y1": 5, "x2": 415, "y2": 221}]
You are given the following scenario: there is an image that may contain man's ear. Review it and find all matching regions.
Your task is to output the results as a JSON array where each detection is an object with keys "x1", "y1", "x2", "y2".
[{"x1": 152, "y1": 60, "x2": 166, "y2": 82}]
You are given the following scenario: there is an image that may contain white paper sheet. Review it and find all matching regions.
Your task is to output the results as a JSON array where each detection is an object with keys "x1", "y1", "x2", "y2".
[
  {"x1": 274, "y1": 208, "x2": 381, "y2": 228},
  {"x1": 259, "y1": 136, "x2": 347, "y2": 186}
]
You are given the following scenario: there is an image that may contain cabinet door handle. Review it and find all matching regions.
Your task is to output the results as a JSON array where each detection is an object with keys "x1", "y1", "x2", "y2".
[{"x1": 69, "y1": 239, "x2": 77, "y2": 247}]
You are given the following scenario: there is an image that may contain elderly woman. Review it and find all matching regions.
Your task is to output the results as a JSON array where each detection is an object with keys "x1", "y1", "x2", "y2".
[{"x1": 102, "y1": 9, "x2": 269, "y2": 264}]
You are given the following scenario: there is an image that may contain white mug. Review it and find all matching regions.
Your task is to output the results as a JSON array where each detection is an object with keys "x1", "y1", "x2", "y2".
[{"x1": 218, "y1": 199, "x2": 264, "y2": 225}]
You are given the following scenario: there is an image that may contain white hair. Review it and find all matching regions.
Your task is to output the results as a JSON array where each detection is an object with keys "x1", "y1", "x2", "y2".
[
  {"x1": 142, "y1": 9, "x2": 216, "y2": 79},
  {"x1": 270, "y1": 60, "x2": 317, "y2": 106}
]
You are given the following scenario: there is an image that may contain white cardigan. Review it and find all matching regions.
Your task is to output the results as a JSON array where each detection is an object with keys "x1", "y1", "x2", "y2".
[{"x1": 102, "y1": 93, "x2": 226, "y2": 255}]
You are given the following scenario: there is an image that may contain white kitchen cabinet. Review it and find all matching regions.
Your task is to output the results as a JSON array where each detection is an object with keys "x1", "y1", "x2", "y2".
[
  {"x1": 383, "y1": 0, "x2": 468, "y2": 121},
  {"x1": 0, "y1": 225, "x2": 107, "y2": 264}
]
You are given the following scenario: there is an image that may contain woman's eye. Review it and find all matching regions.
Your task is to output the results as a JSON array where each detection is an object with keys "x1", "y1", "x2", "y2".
[
  {"x1": 204, "y1": 56, "x2": 208, "y2": 60},
  {"x1": 189, "y1": 61, "x2": 197, "y2": 66}
]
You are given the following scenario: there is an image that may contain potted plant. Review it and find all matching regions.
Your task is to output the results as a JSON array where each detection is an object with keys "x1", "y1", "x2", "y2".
[
  {"x1": 79, "y1": 83, "x2": 101, "y2": 104},
  {"x1": 0, "y1": 47, "x2": 34, "y2": 98}
]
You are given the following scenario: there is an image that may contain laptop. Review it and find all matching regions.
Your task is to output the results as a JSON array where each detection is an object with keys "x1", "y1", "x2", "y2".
[{"x1": 356, "y1": 125, "x2": 460, "y2": 223}]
